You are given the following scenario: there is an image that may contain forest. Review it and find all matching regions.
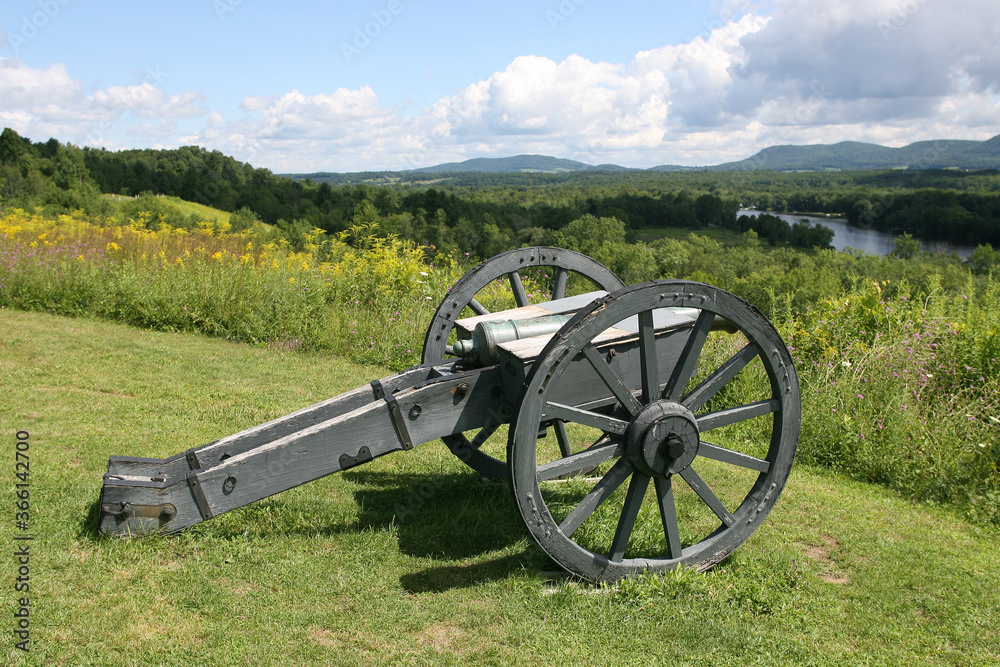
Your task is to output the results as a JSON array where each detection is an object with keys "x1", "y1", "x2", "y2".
[{"x1": 3, "y1": 127, "x2": 1000, "y2": 257}]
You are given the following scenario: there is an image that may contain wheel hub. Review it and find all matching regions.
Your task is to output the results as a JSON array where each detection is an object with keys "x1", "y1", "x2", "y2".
[{"x1": 626, "y1": 401, "x2": 700, "y2": 477}]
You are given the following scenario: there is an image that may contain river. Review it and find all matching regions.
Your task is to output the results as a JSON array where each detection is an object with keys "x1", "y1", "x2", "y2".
[{"x1": 740, "y1": 211, "x2": 977, "y2": 258}]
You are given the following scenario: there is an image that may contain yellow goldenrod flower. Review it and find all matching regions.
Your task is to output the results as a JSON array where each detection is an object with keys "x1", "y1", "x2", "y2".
[
  {"x1": 212, "y1": 251, "x2": 223, "y2": 261},
  {"x1": 107, "y1": 242, "x2": 120, "y2": 252}
]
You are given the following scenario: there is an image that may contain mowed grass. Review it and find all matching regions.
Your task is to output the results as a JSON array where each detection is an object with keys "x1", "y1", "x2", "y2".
[{"x1": 2, "y1": 309, "x2": 999, "y2": 666}]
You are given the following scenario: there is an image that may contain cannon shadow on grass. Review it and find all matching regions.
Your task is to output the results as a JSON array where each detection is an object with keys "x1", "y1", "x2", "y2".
[
  {"x1": 344, "y1": 471, "x2": 526, "y2": 558},
  {"x1": 342, "y1": 470, "x2": 566, "y2": 592},
  {"x1": 398, "y1": 552, "x2": 544, "y2": 593},
  {"x1": 80, "y1": 496, "x2": 104, "y2": 538}
]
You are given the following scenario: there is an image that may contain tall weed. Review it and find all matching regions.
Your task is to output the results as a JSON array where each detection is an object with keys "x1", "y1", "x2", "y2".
[
  {"x1": 0, "y1": 209, "x2": 464, "y2": 368},
  {"x1": 790, "y1": 278, "x2": 1000, "y2": 524}
]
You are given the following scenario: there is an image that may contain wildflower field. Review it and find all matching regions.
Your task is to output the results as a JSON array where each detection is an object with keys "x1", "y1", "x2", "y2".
[
  {"x1": 790, "y1": 279, "x2": 1000, "y2": 524},
  {"x1": 1, "y1": 207, "x2": 998, "y2": 525},
  {"x1": 0, "y1": 208, "x2": 465, "y2": 368}
]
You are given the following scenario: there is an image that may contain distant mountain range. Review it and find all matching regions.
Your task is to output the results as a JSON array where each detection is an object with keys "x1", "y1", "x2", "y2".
[
  {"x1": 283, "y1": 135, "x2": 1000, "y2": 181},
  {"x1": 404, "y1": 135, "x2": 1000, "y2": 174}
]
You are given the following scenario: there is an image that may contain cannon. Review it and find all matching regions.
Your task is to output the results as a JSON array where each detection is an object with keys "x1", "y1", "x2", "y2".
[{"x1": 99, "y1": 247, "x2": 800, "y2": 583}]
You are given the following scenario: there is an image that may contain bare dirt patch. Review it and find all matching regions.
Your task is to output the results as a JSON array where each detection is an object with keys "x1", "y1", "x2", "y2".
[
  {"x1": 309, "y1": 627, "x2": 341, "y2": 648},
  {"x1": 416, "y1": 623, "x2": 466, "y2": 651},
  {"x1": 802, "y1": 535, "x2": 850, "y2": 584}
]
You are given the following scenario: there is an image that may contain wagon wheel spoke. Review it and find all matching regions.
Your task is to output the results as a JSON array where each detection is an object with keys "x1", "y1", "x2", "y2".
[
  {"x1": 545, "y1": 402, "x2": 630, "y2": 435},
  {"x1": 679, "y1": 466, "x2": 734, "y2": 527},
  {"x1": 664, "y1": 310, "x2": 715, "y2": 400},
  {"x1": 508, "y1": 271, "x2": 529, "y2": 308},
  {"x1": 697, "y1": 398, "x2": 780, "y2": 432},
  {"x1": 552, "y1": 268, "x2": 568, "y2": 300},
  {"x1": 609, "y1": 473, "x2": 651, "y2": 562},
  {"x1": 697, "y1": 441, "x2": 770, "y2": 473},
  {"x1": 536, "y1": 438, "x2": 622, "y2": 481},
  {"x1": 559, "y1": 458, "x2": 634, "y2": 537},
  {"x1": 654, "y1": 477, "x2": 683, "y2": 558},
  {"x1": 638, "y1": 309, "x2": 660, "y2": 405},
  {"x1": 681, "y1": 343, "x2": 760, "y2": 412},
  {"x1": 552, "y1": 420, "x2": 573, "y2": 459},
  {"x1": 469, "y1": 421, "x2": 501, "y2": 449},
  {"x1": 582, "y1": 345, "x2": 642, "y2": 417},
  {"x1": 468, "y1": 298, "x2": 489, "y2": 317}
]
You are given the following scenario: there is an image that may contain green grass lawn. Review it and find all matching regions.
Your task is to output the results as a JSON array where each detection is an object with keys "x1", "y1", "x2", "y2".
[{"x1": 2, "y1": 308, "x2": 998, "y2": 666}]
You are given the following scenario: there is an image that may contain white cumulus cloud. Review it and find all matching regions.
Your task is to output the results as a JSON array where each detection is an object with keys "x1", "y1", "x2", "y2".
[
  {"x1": 0, "y1": 57, "x2": 207, "y2": 148},
  {"x1": 0, "y1": 58, "x2": 80, "y2": 110},
  {"x1": 3, "y1": 0, "x2": 999, "y2": 170}
]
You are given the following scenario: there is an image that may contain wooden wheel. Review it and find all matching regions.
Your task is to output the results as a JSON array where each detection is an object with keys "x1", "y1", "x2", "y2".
[
  {"x1": 507, "y1": 281, "x2": 800, "y2": 582},
  {"x1": 423, "y1": 247, "x2": 624, "y2": 478}
]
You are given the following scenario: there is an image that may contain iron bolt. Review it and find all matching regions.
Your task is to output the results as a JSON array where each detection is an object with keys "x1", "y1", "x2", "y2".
[{"x1": 662, "y1": 434, "x2": 686, "y2": 461}]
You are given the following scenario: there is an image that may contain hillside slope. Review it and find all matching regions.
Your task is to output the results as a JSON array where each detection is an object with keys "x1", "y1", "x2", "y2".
[{"x1": 698, "y1": 134, "x2": 1000, "y2": 171}]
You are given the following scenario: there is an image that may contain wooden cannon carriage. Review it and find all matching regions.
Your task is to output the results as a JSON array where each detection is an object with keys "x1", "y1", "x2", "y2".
[{"x1": 99, "y1": 247, "x2": 799, "y2": 583}]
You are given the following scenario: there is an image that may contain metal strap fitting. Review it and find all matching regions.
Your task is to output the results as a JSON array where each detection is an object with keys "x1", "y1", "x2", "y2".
[
  {"x1": 384, "y1": 392, "x2": 414, "y2": 450},
  {"x1": 186, "y1": 473, "x2": 214, "y2": 520},
  {"x1": 185, "y1": 448, "x2": 201, "y2": 470}
]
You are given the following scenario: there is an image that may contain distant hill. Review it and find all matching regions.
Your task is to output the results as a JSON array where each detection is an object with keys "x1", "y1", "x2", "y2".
[
  {"x1": 286, "y1": 135, "x2": 1000, "y2": 179},
  {"x1": 683, "y1": 135, "x2": 1000, "y2": 172},
  {"x1": 407, "y1": 154, "x2": 632, "y2": 173}
]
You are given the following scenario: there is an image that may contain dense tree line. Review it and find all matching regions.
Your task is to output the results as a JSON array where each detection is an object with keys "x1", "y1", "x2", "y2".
[
  {"x1": 0, "y1": 127, "x2": 102, "y2": 212},
  {"x1": 847, "y1": 188, "x2": 1000, "y2": 245},
  {"x1": 2, "y1": 127, "x2": 999, "y2": 252},
  {"x1": 735, "y1": 213, "x2": 836, "y2": 248}
]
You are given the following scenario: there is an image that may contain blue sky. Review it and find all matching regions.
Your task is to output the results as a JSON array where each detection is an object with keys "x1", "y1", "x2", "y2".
[{"x1": 1, "y1": 0, "x2": 998, "y2": 172}]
